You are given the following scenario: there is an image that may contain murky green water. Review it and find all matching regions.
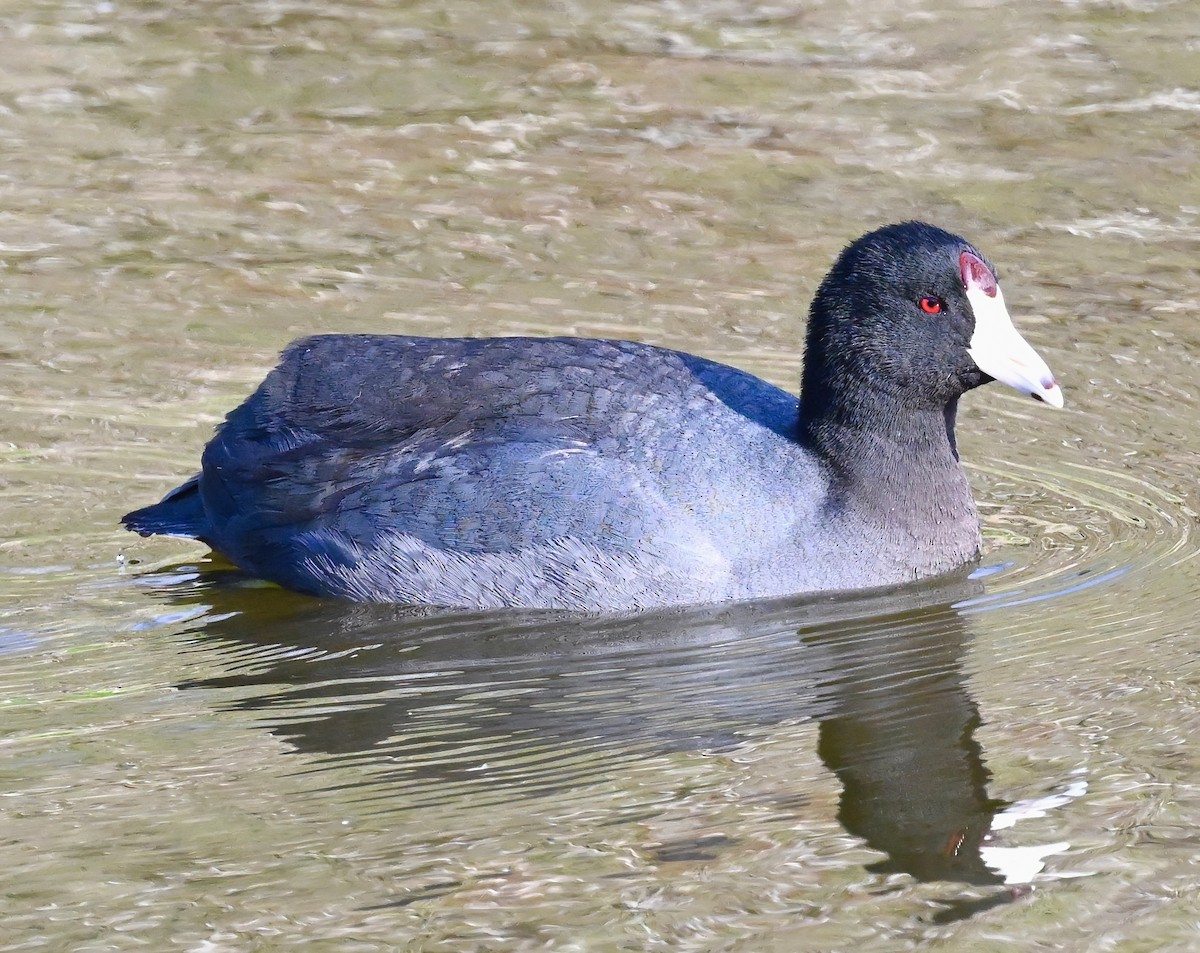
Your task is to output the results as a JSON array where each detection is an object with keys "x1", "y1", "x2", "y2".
[{"x1": 4, "y1": 0, "x2": 1200, "y2": 949}]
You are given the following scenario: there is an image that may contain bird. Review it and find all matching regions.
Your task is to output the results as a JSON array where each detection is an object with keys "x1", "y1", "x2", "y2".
[{"x1": 123, "y1": 221, "x2": 1062, "y2": 612}]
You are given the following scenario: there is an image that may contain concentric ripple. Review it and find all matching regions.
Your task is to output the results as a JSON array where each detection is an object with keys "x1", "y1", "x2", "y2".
[{"x1": 967, "y1": 455, "x2": 1196, "y2": 610}]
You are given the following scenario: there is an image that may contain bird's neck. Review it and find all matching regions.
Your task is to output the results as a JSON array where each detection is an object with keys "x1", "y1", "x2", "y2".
[{"x1": 799, "y1": 396, "x2": 978, "y2": 536}]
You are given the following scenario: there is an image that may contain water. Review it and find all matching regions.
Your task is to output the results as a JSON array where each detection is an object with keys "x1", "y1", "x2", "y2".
[{"x1": 3, "y1": 0, "x2": 1200, "y2": 949}]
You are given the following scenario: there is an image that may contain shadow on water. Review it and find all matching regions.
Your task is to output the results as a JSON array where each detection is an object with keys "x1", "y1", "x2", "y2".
[{"x1": 144, "y1": 567, "x2": 1046, "y2": 922}]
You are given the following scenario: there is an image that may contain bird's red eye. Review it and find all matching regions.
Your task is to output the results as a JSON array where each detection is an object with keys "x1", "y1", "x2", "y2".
[{"x1": 919, "y1": 296, "x2": 943, "y2": 314}]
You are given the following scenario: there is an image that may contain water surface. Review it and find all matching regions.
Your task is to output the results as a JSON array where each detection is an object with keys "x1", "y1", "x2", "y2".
[{"x1": 4, "y1": 0, "x2": 1200, "y2": 950}]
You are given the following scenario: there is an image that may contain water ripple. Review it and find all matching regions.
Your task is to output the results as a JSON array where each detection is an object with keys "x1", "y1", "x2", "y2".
[{"x1": 969, "y1": 453, "x2": 1195, "y2": 611}]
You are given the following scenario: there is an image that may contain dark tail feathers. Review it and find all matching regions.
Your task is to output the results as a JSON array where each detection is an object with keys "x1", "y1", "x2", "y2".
[{"x1": 121, "y1": 475, "x2": 208, "y2": 540}]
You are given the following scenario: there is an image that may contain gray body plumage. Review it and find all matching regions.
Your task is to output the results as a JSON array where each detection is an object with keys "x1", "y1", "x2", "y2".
[{"x1": 126, "y1": 333, "x2": 979, "y2": 610}]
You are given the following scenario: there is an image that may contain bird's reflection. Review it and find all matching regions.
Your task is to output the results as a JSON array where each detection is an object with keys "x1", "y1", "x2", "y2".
[
  {"x1": 805, "y1": 615, "x2": 1004, "y2": 887},
  {"x1": 147, "y1": 566, "x2": 1045, "y2": 917}
]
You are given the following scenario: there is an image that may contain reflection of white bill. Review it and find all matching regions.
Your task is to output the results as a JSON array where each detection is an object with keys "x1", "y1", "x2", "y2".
[
  {"x1": 981, "y1": 841, "x2": 1072, "y2": 885},
  {"x1": 980, "y1": 776, "x2": 1090, "y2": 884}
]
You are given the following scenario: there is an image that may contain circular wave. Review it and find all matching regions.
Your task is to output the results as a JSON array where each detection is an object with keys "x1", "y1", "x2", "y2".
[{"x1": 966, "y1": 454, "x2": 1196, "y2": 611}]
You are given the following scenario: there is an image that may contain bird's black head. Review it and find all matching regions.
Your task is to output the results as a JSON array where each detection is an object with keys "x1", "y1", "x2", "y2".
[{"x1": 800, "y1": 222, "x2": 1061, "y2": 425}]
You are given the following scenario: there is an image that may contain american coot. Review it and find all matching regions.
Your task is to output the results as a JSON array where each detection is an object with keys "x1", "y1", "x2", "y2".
[{"x1": 123, "y1": 222, "x2": 1062, "y2": 611}]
